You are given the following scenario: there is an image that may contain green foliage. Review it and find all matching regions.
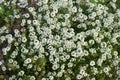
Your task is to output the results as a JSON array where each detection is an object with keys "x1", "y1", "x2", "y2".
[{"x1": 0, "y1": 4, "x2": 14, "y2": 25}]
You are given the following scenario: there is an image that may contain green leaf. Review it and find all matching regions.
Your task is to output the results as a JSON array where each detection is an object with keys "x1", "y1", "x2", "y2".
[
  {"x1": 36, "y1": 58, "x2": 46, "y2": 68},
  {"x1": 0, "y1": 6, "x2": 4, "y2": 15}
]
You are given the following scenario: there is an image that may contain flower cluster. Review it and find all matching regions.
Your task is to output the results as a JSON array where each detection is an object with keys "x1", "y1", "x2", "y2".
[{"x1": 0, "y1": 0, "x2": 120, "y2": 80}]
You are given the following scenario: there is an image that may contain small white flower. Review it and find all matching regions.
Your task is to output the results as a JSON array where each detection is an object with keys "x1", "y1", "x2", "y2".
[
  {"x1": 1, "y1": 66, "x2": 6, "y2": 71},
  {"x1": 34, "y1": 39, "x2": 39, "y2": 45},
  {"x1": 84, "y1": 50, "x2": 89, "y2": 56},
  {"x1": 18, "y1": 70, "x2": 24, "y2": 76},
  {"x1": 43, "y1": 0, "x2": 48, "y2": 4},
  {"x1": 52, "y1": 64, "x2": 58, "y2": 70},
  {"x1": 65, "y1": 55, "x2": 70, "y2": 59},
  {"x1": 103, "y1": 67, "x2": 110, "y2": 74},
  {"x1": 22, "y1": 36, "x2": 27, "y2": 43},
  {"x1": 90, "y1": 60, "x2": 95, "y2": 66},
  {"x1": 28, "y1": 7, "x2": 34, "y2": 12},
  {"x1": 2, "y1": 48, "x2": 7, "y2": 55},
  {"x1": 33, "y1": 20, "x2": 39, "y2": 25},
  {"x1": 34, "y1": 56, "x2": 38, "y2": 60},
  {"x1": 24, "y1": 13, "x2": 30, "y2": 18},
  {"x1": 57, "y1": 71, "x2": 63, "y2": 77},
  {"x1": 8, "y1": 59, "x2": 13, "y2": 63},
  {"x1": 49, "y1": 76, "x2": 54, "y2": 80},
  {"x1": 42, "y1": 78, "x2": 46, "y2": 80},
  {"x1": 53, "y1": 8, "x2": 58, "y2": 13},
  {"x1": 22, "y1": 19, "x2": 26, "y2": 24},
  {"x1": 18, "y1": 78, "x2": 22, "y2": 80},
  {"x1": 24, "y1": 58, "x2": 32, "y2": 64},
  {"x1": 72, "y1": 6, "x2": 77, "y2": 13},
  {"x1": 27, "y1": 20, "x2": 32, "y2": 24},
  {"x1": 76, "y1": 74, "x2": 82, "y2": 79},
  {"x1": 91, "y1": 77, "x2": 96, "y2": 80},
  {"x1": 97, "y1": 59, "x2": 103, "y2": 66},
  {"x1": 89, "y1": 39, "x2": 95, "y2": 45},
  {"x1": 15, "y1": 15, "x2": 20, "y2": 19},
  {"x1": 113, "y1": 51, "x2": 118, "y2": 56},
  {"x1": 30, "y1": 76, "x2": 35, "y2": 80},
  {"x1": 67, "y1": 62, "x2": 73, "y2": 68},
  {"x1": 0, "y1": 36, "x2": 6, "y2": 42},
  {"x1": 50, "y1": 12, "x2": 56, "y2": 17},
  {"x1": 27, "y1": 64, "x2": 33, "y2": 69}
]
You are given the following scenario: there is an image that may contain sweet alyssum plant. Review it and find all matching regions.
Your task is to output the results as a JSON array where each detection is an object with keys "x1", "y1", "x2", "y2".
[{"x1": 0, "y1": 0, "x2": 120, "y2": 80}]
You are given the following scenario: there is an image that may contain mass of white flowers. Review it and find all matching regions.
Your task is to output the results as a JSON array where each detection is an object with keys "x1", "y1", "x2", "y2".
[{"x1": 0, "y1": 0, "x2": 120, "y2": 80}]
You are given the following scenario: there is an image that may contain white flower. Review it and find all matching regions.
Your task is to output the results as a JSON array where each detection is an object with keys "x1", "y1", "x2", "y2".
[
  {"x1": 14, "y1": 29, "x2": 19, "y2": 34},
  {"x1": 2, "y1": 48, "x2": 7, "y2": 55},
  {"x1": 57, "y1": 71, "x2": 63, "y2": 77},
  {"x1": 91, "y1": 77, "x2": 96, "y2": 80},
  {"x1": 60, "y1": 64, "x2": 65, "y2": 70},
  {"x1": 84, "y1": 50, "x2": 89, "y2": 56},
  {"x1": 90, "y1": 60, "x2": 95, "y2": 66},
  {"x1": 0, "y1": 36, "x2": 6, "y2": 42},
  {"x1": 79, "y1": 69, "x2": 86, "y2": 75},
  {"x1": 113, "y1": 51, "x2": 118, "y2": 56},
  {"x1": 113, "y1": 60, "x2": 119, "y2": 66},
  {"x1": 72, "y1": 6, "x2": 77, "y2": 13},
  {"x1": 24, "y1": 13, "x2": 30, "y2": 18},
  {"x1": 67, "y1": 62, "x2": 73, "y2": 68},
  {"x1": 37, "y1": 67, "x2": 41, "y2": 71},
  {"x1": 42, "y1": 78, "x2": 47, "y2": 80},
  {"x1": 22, "y1": 19, "x2": 26, "y2": 24},
  {"x1": 34, "y1": 39, "x2": 39, "y2": 46},
  {"x1": 101, "y1": 54, "x2": 106, "y2": 61},
  {"x1": 22, "y1": 36, "x2": 27, "y2": 43},
  {"x1": 18, "y1": 78, "x2": 22, "y2": 80},
  {"x1": 30, "y1": 76, "x2": 35, "y2": 80},
  {"x1": 89, "y1": 39, "x2": 95, "y2": 45},
  {"x1": 112, "y1": 0, "x2": 116, "y2": 2},
  {"x1": 6, "y1": 34, "x2": 13, "y2": 44},
  {"x1": 24, "y1": 58, "x2": 32, "y2": 64},
  {"x1": 18, "y1": 70, "x2": 24, "y2": 76},
  {"x1": 15, "y1": 15, "x2": 20, "y2": 19},
  {"x1": 97, "y1": 59, "x2": 103, "y2": 66},
  {"x1": 49, "y1": 76, "x2": 54, "y2": 80},
  {"x1": 28, "y1": 7, "x2": 34, "y2": 12},
  {"x1": 33, "y1": 56, "x2": 38, "y2": 61},
  {"x1": 8, "y1": 59, "x2": 13, "y2": 63},
  {"x1": 71, "y1": 51, "x2": 77, "y2": 57},
  {"x1": 76, "y1": 74, "x2": 82, "y2": 79},
  {"x1": 89, "y1": 12, "x2": 97, "y2": 19},
  {"x1": 27, "y1": 64, "x2": 33, "y2": 69},
  {"x1": 53, "y1": 8, "x2": 58, "y2": 14},
  {"x1": 33, "y1": 20, "x2": 39, "y2": 25},
  {"x1": 52, "y1": 64, "x2": 58, "y2": 70},
  {"x1": 27, "y1": 20, "x2": 32, "y2": 24},
  {"x1": 50, "y1": 12, "x2": 56, "y2": 17},
  {"x1": 100, "y1": 42, "x2": 107, "y2": 48},
  {"x1": 65, "y1": 55, "x2": 70, "y2": 59},
  {"x1": 1, "y1": 66, "x2": 6, "y2": 71},
  {"x1": 96, "y1": 10, "x2": 103, "y2": 15},
  {"x1": 103, "y1": 67, "x2": 110, "y2": 74},
  {"x1": 43, "y1": 0, "x2": 48, "y2": 4}
]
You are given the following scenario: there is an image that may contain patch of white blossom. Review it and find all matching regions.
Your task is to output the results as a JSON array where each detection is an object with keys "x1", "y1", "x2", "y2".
[{"x1": 0, "y1": 0, "x2": 120, "y2": 80}]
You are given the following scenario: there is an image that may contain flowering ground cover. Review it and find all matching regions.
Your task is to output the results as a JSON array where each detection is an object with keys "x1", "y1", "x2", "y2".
[{"x1": 0, "y1": 0, "x2": 120, "y2": 80}]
